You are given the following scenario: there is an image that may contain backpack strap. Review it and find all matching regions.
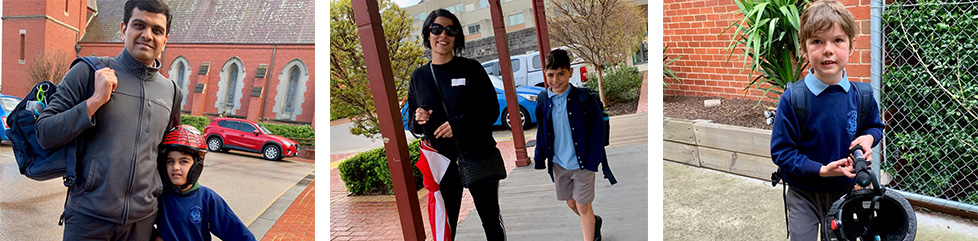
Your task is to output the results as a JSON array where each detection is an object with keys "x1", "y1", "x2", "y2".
[
  {"x1": 788, "y1": 80, "x2": 810, "y2": 128},
  {"x1": 852, "y1": 81, "x2": 874, "y2": 135},
  {"x1": 62, "y1": 57, "x2": 109, "y2": 187},
  {"x1": 774, "y1": 80, "x2": 810, "y2": 239},
  {"x1": 169, "y1": 78, "x2": 180, "y2": 129},
  {"x1": 579, "y1": 88, "x2": 616, "y2": 184},
  {"x1": 59, "y1": 56, "x2": 110, "y2": 226}
]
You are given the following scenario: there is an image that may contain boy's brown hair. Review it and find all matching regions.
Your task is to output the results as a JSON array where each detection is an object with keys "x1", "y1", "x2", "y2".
[{"x1": 798, "y1": 0, "x2": 858, "y2": 52}]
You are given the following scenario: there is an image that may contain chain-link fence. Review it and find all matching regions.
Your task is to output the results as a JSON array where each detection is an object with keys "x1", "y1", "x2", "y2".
[{"x1": 881, "y1": 0, "x2": 978, "y2": 207}]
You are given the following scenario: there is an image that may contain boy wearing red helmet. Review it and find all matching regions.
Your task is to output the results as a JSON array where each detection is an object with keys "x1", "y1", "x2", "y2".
[{"x1": 152, "y1": 125, "x2": 256, "y2": 241}]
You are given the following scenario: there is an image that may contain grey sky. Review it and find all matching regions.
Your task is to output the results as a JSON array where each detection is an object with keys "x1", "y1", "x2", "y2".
[{"x1": 394, "y1": 0, "x2": 420, "y2": 7}]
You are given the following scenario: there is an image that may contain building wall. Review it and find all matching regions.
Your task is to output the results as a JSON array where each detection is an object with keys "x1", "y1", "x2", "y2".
[
  {"x1": 454, "y1": 27, "x2": 540, "y2": 62},
  {"x1": 403, "y1": 0, "x2": 534, "y2": 41},
  {"x1": 663, "y1": 0, "x2": 872, "y2": 100},
  {"x1": 1, "y1": 0, "x2": 88, "y2": 98},
  {"x1": 78, "y1": 43, "x2": 315, "y2": 124}
]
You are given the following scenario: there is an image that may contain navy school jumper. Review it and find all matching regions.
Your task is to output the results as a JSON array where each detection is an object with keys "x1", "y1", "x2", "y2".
[{"x1": 770, "y1": 75, "x2": 884, "y2": 193}]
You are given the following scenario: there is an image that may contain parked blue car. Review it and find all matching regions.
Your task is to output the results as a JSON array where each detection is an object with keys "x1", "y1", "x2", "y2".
[
  {"x1": 1, "y1": 94, "x2": 24, "y2": 142},
  {"x1": 401, "y1": 75, "x2": 545, "y2": 131}
]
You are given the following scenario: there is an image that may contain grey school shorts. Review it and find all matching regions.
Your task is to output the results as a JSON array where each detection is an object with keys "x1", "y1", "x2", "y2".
[{"x1": 553, "y1": 164, "x2": 596, "y2": 204}]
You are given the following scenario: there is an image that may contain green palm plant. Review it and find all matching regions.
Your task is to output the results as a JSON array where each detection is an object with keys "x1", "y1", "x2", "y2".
[
  {"x1": 722, "y1": 0, "x2": 810, "y2": 101},
  {"x1": 664, "y1": 44, "x2": 682, "y2": 87}
]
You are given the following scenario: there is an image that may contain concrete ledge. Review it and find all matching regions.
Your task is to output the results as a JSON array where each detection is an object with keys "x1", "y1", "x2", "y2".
[{"x1": 664, "y1": 118, "x2": 774, "y2": 180}]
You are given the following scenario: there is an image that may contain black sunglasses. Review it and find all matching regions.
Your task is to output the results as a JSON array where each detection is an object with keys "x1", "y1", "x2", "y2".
[{"x1": 429, "y1": 23, "x2": 460, "y2": 37}]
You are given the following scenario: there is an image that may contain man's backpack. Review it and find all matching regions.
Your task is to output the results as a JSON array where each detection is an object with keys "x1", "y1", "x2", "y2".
[
  {"x1": 5, "y1": 57, "x2": 107, "y2": 186},
  {"x1": 771, "y1": 79, "x2": 876, "y2": 238}
]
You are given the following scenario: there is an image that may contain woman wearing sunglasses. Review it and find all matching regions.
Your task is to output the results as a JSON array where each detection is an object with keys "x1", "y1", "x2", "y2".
[{"x1": 406, "y1": 9, "x2": 506, "y2": 240}]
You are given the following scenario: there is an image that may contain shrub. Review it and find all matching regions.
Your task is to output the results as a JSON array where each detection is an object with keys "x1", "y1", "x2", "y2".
[
  {"x1": 181, "y1": 115, "x2": 210, "y2": 132},
  {"x1": 260, "y1": 122, "x2": 315, "y2": 147},
  {"x1": 586, "y1": 65, "x2": 643, "y2": 104},
  {"x1": 338, "y1": 140, "x2": 424, "y2": 195},
  {"x1": 663, "y1": 44, "x2": 681, "y2": 87},
  {"x1": 724, "y1": 0, "x2": 807, "y2": 100}
]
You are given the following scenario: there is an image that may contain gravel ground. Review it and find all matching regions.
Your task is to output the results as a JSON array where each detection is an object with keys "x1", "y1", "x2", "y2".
[{"x1": 606, "y1": 98, "x2": 640, "y2": 116}]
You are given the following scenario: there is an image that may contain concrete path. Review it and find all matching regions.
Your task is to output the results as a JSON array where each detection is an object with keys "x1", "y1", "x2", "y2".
[
  {"x1": 664, "y1": 160, "x2": 978, "y2": 241},
  {"x1": 455, "y1": 112, "x2": 649, "y2": 240},
  {"x1": 0, "y1": 144, "x2": 314, "y2": 240},
  {"x1": 329, "y1": 112, "x2": 648, "y2": 240},
  {"x1": 455, "y1": 143, "x2": 649, "y2": 240}
]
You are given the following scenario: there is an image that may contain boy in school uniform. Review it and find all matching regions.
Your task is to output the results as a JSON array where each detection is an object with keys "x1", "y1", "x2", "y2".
[
  {"x1": 534, "y1": 49, "x2": 616, "y2": 241},
  {"x1": 770, "y1": 1, "x2": 885, "y2": 240},
  {"x1": 153, "y1": 125, "x2": 257, "y2": 241}
]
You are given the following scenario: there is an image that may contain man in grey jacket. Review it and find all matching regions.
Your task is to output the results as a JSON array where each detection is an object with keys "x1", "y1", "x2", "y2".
[{"x1": 36, "y1": 0, "x2": 180, "y2": 240}]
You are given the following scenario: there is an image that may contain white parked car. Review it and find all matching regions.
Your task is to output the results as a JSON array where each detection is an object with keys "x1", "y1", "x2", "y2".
[{"x1": 481, "y1": 51, "x2": 589, "y2": 88}]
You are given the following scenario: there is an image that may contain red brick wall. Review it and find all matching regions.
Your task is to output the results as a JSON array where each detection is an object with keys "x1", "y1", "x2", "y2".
[
  {"x1": 1, "y1": 0, "x2": 315, "y2": 125},
  {"x1": 78, "y1": 43, "x2": 315, "y2": 124},
  {"x1": 2, "y1": 0, "x2": 88, "y2": 98},
  {"x1": 663, "y1": 0, "x2": 872, "y2": 101}
]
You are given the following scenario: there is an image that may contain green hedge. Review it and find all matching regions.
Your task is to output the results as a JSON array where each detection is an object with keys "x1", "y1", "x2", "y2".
[
  {"x1": 585, "y1": 65, "x2": 643, "y2": 104},
  {"x1": 260, "y1": 122, "x2": 315, "y2": 147},
  {"x1": 180, "y1": 115, "x2": 210, "y2": 132},
  {"x1": 338, "y1": 140, "x2": 424, "y2": 195},
  {"x1": 883, "y1": 2, "x2": 978, "y2": 205}
]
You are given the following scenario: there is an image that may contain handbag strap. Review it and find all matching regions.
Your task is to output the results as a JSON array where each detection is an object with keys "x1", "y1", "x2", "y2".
[{"x1": 428, "y1": 63, "x2": 464, "y2": 151}]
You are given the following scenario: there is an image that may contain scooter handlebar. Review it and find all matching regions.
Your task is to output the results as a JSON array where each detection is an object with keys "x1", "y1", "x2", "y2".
[{"x1": 851, "y1": 146, "x2": 871, "y2": 187}]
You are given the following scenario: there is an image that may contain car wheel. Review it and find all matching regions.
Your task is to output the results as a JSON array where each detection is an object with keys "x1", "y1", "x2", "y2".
[
  {"x1": 502, "y1": 107, "x2": 530, "y2": 129},
  {"x1": 207, "y1": 137, "x2": 224, "y2": 152},
  {"x1": 263, "y1": 145, "x2": 282, "y2": 160}
]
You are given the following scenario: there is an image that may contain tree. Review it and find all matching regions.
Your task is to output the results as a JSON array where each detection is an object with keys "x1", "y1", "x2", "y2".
[
  {"x1": 547, "y1": 0, "x2": 646, "y2": 105},
  {"x1": 330, "y1": 0, "x2": 426, "y2": 138},
  {"x1": 26, "y1": 50, "x2": 71, "y2": 88}
]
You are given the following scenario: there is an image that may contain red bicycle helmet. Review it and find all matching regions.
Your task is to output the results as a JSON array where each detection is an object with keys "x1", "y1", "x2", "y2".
[{"x1": 158, "y1": 125, "x2": 207, "y2": 191}]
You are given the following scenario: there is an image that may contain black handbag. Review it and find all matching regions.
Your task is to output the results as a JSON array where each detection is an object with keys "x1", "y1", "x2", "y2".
[{"x1": 427, "y1": 63, "x2": 507, "y2": 188}]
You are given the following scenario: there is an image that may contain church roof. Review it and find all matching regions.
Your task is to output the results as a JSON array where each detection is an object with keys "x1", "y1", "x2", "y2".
[{"x1": 80, "y1": 0, "x2": 314, "y2": 44}]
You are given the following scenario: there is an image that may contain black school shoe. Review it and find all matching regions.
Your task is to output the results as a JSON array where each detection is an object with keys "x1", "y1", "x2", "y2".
[{"x1": 594, "y1": 215, "x2": 602, "y2": 241}]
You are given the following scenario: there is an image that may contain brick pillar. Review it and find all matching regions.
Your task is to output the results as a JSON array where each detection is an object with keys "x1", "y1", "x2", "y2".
[
  {"x1": 246, "y1": 79, "x2": 264, "y2": 122},
  {"x1": 191, "y1": 62, "x2": 211, "y2": 116}
]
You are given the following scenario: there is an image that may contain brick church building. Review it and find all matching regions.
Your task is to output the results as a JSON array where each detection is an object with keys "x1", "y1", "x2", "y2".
[{"x1": 2, "y1": 0, "x2": 315, "y2": 125}]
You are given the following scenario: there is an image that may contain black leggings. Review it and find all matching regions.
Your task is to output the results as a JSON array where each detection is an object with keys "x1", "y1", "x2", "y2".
[{"x1": 441, "y1": 161, "x2": 506, "y2": 240}]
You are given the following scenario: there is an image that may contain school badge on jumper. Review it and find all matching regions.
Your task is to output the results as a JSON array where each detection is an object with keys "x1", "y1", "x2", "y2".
[
  {"x1": 847, "y1": 110, "x2": 858, "y2": 135},
  {"x1": 190, "y1": 206, "x2": 203, "y2": 224}
]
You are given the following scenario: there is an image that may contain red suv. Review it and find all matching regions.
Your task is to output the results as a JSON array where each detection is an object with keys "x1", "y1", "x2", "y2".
[{"x1": 203, "y1": 118, "x2": 298, "y2": 160}]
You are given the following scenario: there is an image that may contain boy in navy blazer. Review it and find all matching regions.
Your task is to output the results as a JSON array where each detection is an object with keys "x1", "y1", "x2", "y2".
[{"x1": 534, "y1": 49, "x2": 615, "y2": 241}]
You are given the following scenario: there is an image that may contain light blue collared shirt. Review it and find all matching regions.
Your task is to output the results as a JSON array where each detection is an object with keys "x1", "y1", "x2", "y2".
[
  {"x1": 804, "y1": 68, "x2": 850, "y2": 96},
  {"x1": 548, "y1": 88, "x2": 578, "y2": 170}
]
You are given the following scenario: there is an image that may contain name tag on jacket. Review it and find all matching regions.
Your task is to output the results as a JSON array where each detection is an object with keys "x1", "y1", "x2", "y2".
[{"x1": 451, "y1": 78, "x2": 465, "y2": 86}]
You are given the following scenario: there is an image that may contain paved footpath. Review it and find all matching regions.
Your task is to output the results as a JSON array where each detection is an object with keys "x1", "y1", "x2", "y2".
[
  {"x1": 329, "y1": 112, "x2": 648, "y2": 240},
  {"x1": 225, "y1": 151, "x2": 316, "y2": 241},
  {"x1": 664, "y1": 160, "x2": 978, "y2": 240}
]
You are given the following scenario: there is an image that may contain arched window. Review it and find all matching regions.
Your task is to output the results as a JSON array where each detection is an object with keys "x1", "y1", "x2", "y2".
[
  {"x1": 176, "y1": 62, "x2": 186, "y2": 89},
  {"x1": 274, "y1": 59, "x2": 309, "y2": 121},
  {"x1": 284, "y1": 66, "x2": 300, "y2": 113},
  {"x1": 168, "y1": 57, "x2": 191, "y2": 107},
  {"x1": 225, "y1": 63, "x2": 238, "y2": 110},
  {"x1": 215, "y1": 57, "x2": 245, "y2": 115}
]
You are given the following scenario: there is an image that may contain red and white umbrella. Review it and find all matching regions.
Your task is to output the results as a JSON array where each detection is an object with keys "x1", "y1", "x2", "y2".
[{"x1": 415, "y1": 140, "x2": 452, "y2": 241}]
